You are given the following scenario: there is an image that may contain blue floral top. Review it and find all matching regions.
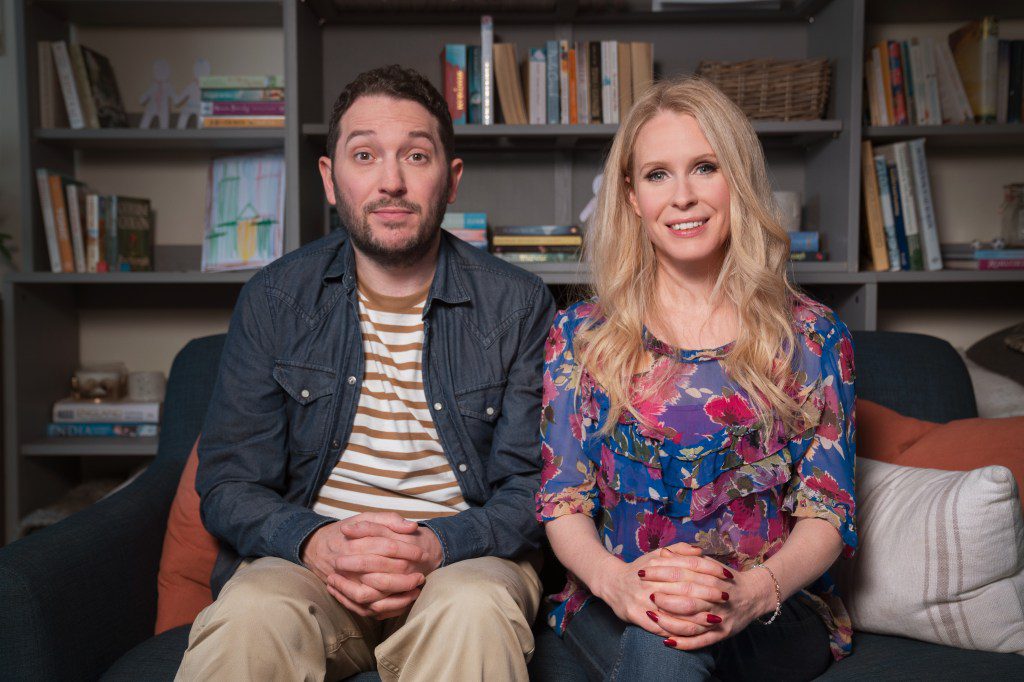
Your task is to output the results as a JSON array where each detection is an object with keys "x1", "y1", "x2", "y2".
[{"x1": 536, "y1": 296, "x2": 858, "y2": 659}]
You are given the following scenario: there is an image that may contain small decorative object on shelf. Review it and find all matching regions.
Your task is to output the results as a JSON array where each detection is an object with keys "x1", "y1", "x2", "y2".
[
  {"x1": 1001, "y1": 183, "x2": 1024, "y2": 245},
  {"x1": 139, "y1": 59, "x2": 174, "y2": 129},
  {"x1": 696, "y1": 58, "x2": 831, "y2": 121},
  {"x1": 50, "y1": 364, "x2": 164, "y2": 439},
  {"x1": 773, "y1": 190, "x2": 802, "y2": 232},
  {"x1": 175, "y1": 57, "x2": 211, "y2": 130},
  {"x1": 72, "y1": 362, "x2": 128, "y2": 400}
]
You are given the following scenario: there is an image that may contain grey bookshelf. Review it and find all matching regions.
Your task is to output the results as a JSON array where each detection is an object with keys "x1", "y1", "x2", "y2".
[
  {"x1": 864, "y1": 124, "x2": 1024, "y2": 149},
  {"x1": 4, "y1": 0, "x2": 1022, "y2": 542}
]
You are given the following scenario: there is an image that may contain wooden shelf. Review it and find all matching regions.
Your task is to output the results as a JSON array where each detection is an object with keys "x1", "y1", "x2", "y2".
[
  {"x1": 22, "y1": 437, "x2": 158, "y2": 457},
  {"x1": 872, "y1": 269, "x2": 1024, "y2": 283},
  {"x1": 303, "y1": 120, "x2": 843, "y2": 149},
  {"x1": 32, "y1": 0, "x2": 283, "y2": 27},
  {"x1": 7, "y1": 271, "x2": 255, "y2": 285},
  {"x1": 864, "y1": 124, "x2": 1024, "y2": 149},
  {"x1": 34, "y1": 127, "x2": 286, "y2": 151}
]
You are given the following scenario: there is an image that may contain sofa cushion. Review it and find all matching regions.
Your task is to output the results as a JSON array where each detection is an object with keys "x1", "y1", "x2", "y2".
[
  {"x1": 834, "y1": 459, "x2": 1024, "y2": 655},
  {"x1": 155, "y1": 438, "x2": 218, "y2": 634},
  {"x1": 101, "y1": 625, "x2": 190, "y2": 681},
  {"x1": 857, "y1": 398, "x2": 1024, "y2": 514}
]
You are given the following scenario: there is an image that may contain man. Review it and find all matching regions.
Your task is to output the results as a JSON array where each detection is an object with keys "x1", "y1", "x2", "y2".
[{"x1": 176, "y1": 66, "x2": 555, "y2": 681}]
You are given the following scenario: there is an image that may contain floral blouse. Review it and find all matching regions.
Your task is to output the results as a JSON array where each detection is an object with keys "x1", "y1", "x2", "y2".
[{"x1": 536, "y1": 296, "x2": 858, "y2": 660}]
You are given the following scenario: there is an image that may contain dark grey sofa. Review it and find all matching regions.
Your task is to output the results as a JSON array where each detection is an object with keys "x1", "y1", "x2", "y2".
[{"x1": 1, "y1": 331, "x2": 1022, "y2": 681}]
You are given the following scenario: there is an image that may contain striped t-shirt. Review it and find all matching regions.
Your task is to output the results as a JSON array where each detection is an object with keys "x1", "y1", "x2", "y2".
[{"x1": 313, "y1": 281, "x2": 468, "y2": 521}]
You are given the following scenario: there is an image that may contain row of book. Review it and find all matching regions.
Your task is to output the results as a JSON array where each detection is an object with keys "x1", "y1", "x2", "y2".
[
  {"x1": 444, "y1": 37, "x2": 653, "y2": 126},
  {"x1": 866, "y1": 18, "x2": 1023, "y2": 127},
  {"x1": 35, "y1": 169, "x2": 153, "y2": 273},
  {"x1": 49, "y1": 398, "x2": 161, "y2": 439},
  {"x1": 39, "y1": 40, "x2": 128, "y2": 129},
  {"x1": 860, "y1": 139, "x2": 941, "y2": 272},
  {"x1": 941, "y1": 243, "x2": 1024, "y2": 271},
  {"x1": 199, "y1": 75, "x2": 286, "y2": 129}
]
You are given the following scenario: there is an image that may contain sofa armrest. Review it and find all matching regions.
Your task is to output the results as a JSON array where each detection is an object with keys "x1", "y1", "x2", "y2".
[{"x1": 0, "y1": 459, "x2": 180, "y2": 682}]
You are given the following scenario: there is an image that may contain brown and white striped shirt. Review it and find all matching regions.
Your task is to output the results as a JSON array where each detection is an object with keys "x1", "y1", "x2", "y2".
[{"x1": 313, "y1": 281, "x2": 468, "y2": 522}]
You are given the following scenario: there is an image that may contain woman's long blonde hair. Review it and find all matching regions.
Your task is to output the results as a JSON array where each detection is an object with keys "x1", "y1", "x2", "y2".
[{"x1": 577, "y1": 76, "x2": 809, "y2": 435}]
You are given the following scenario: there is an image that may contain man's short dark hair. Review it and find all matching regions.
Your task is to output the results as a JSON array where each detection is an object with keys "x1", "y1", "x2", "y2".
[{"x1": 326, "y1": 65, "x2": 454, "y2": 164}]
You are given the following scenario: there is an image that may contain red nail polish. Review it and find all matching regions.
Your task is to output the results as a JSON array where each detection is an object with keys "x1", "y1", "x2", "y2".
[
  {"x1": 637, "y1": 569, "x2": 646, "y2": 578},
  {"x1": 663, "y1": 638, "x2": 677, "y2": 648},
  {"x1": 650, "y1": 593, "x2": 656, "y2": 603},
  {"x1": 721, "y1": 591, "x2": 730, "y2": 601},
  {"x1": 707, "y1": 613, "x2": 723, "y2": 624},
  {"x1": 646, "y1": 610, "x2": 659, "y2": 623},
  {"x1": 722, "y1": 567, "x2": 734, "y2": 580}
]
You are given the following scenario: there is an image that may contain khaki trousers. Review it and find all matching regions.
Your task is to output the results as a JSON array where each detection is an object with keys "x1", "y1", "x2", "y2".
[{"x1": 175, "y1": 555, "x2": 542, "y2": 682}]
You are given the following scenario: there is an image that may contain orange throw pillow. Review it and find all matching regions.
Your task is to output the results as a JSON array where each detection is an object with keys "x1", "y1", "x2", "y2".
[
  {"x1": 857, "y1": 398, "x2": 1024, "y2": 515},
  {"x1": 155, "y1": 437, "x2": 219, "y2": 634}
]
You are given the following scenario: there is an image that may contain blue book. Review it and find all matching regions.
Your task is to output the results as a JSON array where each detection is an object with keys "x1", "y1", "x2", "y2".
[
  {"x1": 545, "y1": 40, "x2": 560, "y2": 125},
  {"x1": 874, "y1": 155, "x2": 901, "y2": 270},
  {"x1": 46, "y1": 422, "x2": 159, "y2": 437},
  {"x1": 886, "y1": 162, "x2": 911, "y2": 271},
  {"x1": 975, "y1": 249, "x2": 1024, "y2": 259},
  {"x1": 491, "y1": 224, "x2": 580, "y2": 236},
  {"x1": 441, "y1": 212, "x2": 487, "y2": 230},
  {"x1": 788, "y1": 231, "x2": 819, "y2": 253},
  {"x1": 467, "y1": 45, "x2": 482, "y2": 124},
  {"x1": 444, "y1": 44, "x2": 468, "y2": 125}
]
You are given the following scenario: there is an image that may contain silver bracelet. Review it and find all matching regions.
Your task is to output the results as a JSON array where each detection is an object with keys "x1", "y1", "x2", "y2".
[{"x1": 753, "y1": 563, "x2": 782, "y2": 625}]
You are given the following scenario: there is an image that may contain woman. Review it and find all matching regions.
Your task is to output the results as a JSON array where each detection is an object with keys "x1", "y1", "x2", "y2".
[{"x1": 536, "y1": 77, "x2": 857, "y2": 681}]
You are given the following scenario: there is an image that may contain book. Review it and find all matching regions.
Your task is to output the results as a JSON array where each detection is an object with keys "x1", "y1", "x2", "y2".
[
  {"x1": 493, "y1": 43, "x2": 527, "y2": 125},
  {"x1": 198, "y1": 75, "x2": 284, "y2": 89},
  {"x1": 65, "y1": 182, "x2": 88, "y2": 273},
  {"x1": 491, "y1": 224, "x2": 580, "y2": 236},
  {"x1": 908, "y1": 38, "x2": 940, "y2": 125},
  {"x1": 37, "y1": 41, "x2": 69, "y2": 129},
  {"x1": 945, "y1": 258, "x2": 1024, "y2": 270},
  {"x1": 876, "y1": 42, "x2": 895, "y2": 125},
  {"x1": 907, "y1": 139, "x2": 942, "y2": 271},
  {"x1": 49, "y1": 173, "x2": 75, "y2": 272},
  {"x1": 567, "y1": 46, "x2": 579, "y2": 125},
  {"x1": 873, "y1": 155, "x2": 901, "y2": 270},
  {"x1": 949, "y1": 17, "x2": 999, "y2": 123},
  {"x1": 199, "y1": 116, "x2": 285, "y2": 128},
  {"x1": 203, "y1": 152, "x2": 286, "y2": 272},
  {"x1": 113, "y1": 196, "x2": 153, "y2": 271},
  {"x1": 35, "y1": 169, "x2": 62, "y2": 272},
  {"x1": 974, "y1": 249, "x2": 1024, "y2": 259},
  {"x1": 934, "y1": 35, "x2": 974, "y2": 123},
  {"x1": 490, "y1": 244, "x2": 581, "y2": 254},
  {"x1": 528, "y1": 47, "x2": 547, "y2": 125},
  {"x1": 441, "y1": 212, "x2": 487, "y2": 230},
  {"x1": 199, "y1": 101, "x2": 286, "y2": 116},
  {"x1": 618, "y1": 41, "x2": 633, "y2": 120},
  {"x1": 859, "y1": 141, "x2": 890, "y2": 272},
  {"x1": 631, "y1": 42, "x2": 654, "y2": 103},
  {"x1": 545, "y1": 40, "x2": 560, "y2": 125},
  {"x1": 588, "y1": 41, "x2": 603, "y2": 124},
  {"x1": 46, "y1": 422, "x2": 160, "y2": 438},
  {"x1": 467, "y1": 45, "x2": 483, "y2": 124},
  {"x1": 576, "y1": 41, "x2": 590, "y2": 125},
  {"x1": 602, "y1": 41, "x2": 619, "y2": 125},
  {"x1": 888, "y1": 41, "x2": 909, "y2": 125},
  {"x1": 104, "y1": 196, "x2": 118, "y2": 273},
  {"x1": 493, "y1": 251, "x2": 580, "y2": 263},
  {"x1": 79, "y1": 45, "x2": 128, "y2": 128},
  {"x1": 445, "y1": 229, "x2": 488, "y2": 247},
  {"x1": 788, "y1": 231, "x2": 819, "y2": 253},
  {"x1": 51, "y1": 41, "x2": 85, "y2": 129},
  {"x1": 52, "y1": 398, "x2": 161, "y2": 424},
  {"x1": 481, "y1": 15, "x2": 494, "y2": 125},
  {"x1": 444, "y1": 44, "x2": 468, "y2": 125},
  {"x1": 559, "y1": 40, "x2": 570, "y2": 125},
  {"x1": 85, "y1": 194, "x2": 105, "y2": 273},
  {"x1": 885, "y1": 160, "x2": 911, "y2": 270},
  {"x1": 890, "y1": 142, "x2": 923, "y2": 270},
  {"x1": 789, "y1": 251, "x2": 827, "y2": 262},
  {"x1": 901, "y1": 41, "x2": 917, "y2": 125},
  {"x1": 866, "y1": 48, "x2": 888, "y2": 126},
  {"x1": 68, "y1": 44, "x2": 100, "y2": 129},
  {"x1": 1009, "y1": 41, "x2": 1023, "y2": 124},
  {"x1": 491, "y1": 234, "x2": 583, "y2": 247},
  {"x1": 201, "y1": 87, "x2": 285, "y2": 102},
  {"x1": 997, "y1": 40, "x2": 1011, "y2": 124}
]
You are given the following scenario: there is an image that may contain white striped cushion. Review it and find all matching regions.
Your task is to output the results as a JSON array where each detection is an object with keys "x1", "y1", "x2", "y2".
[{"x1": 834, "y1": 458, "x2": 1024, "y2": 655}]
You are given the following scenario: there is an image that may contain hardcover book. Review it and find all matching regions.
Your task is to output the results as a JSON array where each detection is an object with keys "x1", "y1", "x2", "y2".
[
  {"x1": 80, "y1": 45, "x2": 129, "y2": 128},
  {"x1": 949, "y1": 17, "x2": 1000, "y2": 122},
  {"x1": 114, "y1": 196, "x2": 154, "y2": 272},
  {"x1": 199, "y1": 75, "x2": 284, "y2": 89},
  {"x1": 52, "y1": 399, "x2": 162, "y2": 424},
  {"x1": 444, "y1": 44, "x2": 468, "y2": 125},
  {"x1": 467, "y1": 45, "x2": 483, "y2": 124}
]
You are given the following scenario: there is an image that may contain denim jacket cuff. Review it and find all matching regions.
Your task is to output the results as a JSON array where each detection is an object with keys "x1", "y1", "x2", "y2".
[
  {"x1": 419, "y1": 515, "x2": 485, "y2": 566},
  {"x1": 275, "y1": 510, "x2": 337, "y2": 567}
]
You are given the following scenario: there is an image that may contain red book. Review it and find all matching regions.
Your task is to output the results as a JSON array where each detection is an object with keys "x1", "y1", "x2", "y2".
[
  {"x1": 444, "y1": 44, "x2": 468, "y2": 125},
  {"x1": 199, "y1": 101, "x2": 285, "y2": 116},
  {"x1": 980, "y1": 258, "x2": 1024, "y2": 270},
  {"x1": 888, "y1": 41, "x2": 910, "y2": 125}
]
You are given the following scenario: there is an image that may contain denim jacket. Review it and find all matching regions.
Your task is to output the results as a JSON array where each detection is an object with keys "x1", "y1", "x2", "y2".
[{"x1": 197, "y1": 228, "x2": 556, "y2": 596}]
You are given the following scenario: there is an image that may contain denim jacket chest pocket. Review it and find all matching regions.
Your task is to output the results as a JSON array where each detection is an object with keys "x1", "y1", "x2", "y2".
[
  {"x1": 272, "y1": 360, "x2": 336, "y2": 457},
  {"x1": 454, "y1": 379, "x2": 506, "y2": 460}
]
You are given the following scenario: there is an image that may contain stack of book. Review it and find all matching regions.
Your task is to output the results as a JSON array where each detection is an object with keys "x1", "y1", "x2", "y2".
[
  {"x1": 788, "y1": 231, "x2": 825, "y2": 262},
  {"x1": 865, "y1": 17, "x2": 1022, "y2": 126},
  {"x1": 39, "y1": 40, "x2": 128, "y2": 129},
  {"x1": 48, "y1": 398, "x2": 161, "y2": 438},
  {"x1": 35, "y1": 169, "x2": 153, "y2": 273},
  {"x1": 860, "y1": 138, "x2": 942, "y2": 272},
  {"x1": 943, "y1": 243, "x2": 1024, "y2": 270},
  {"x1": 443, "y1": 16, "x2": 653, "y2": 126},
  {"x1": 441, "y1": 212, "x2": 488, "y2": 248},
  {"x1": 489, "y1": 225, "x2": 582, "y2": 263},
  {"x1": 199, "y1": 75, "x2": 285, "y2": 128}
]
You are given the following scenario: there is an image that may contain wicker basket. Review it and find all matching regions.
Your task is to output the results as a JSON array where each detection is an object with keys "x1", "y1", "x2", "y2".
[{"x1": 696, "y1": 58, "x2": 831, "y2": 121}]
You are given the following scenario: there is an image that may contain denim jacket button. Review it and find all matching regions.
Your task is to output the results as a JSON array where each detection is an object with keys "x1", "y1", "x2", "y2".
[
  {"x1": 434, "y1": 402, "x2": 443, "y2": 411},
  {"x1": 331, "y1": 439, "x2": 341, "y2": 449},
  {"x1": 486, "y1": 407, "x2": 495, "y2": 415},
  {"x1": 347, "y1": 376, "x2": 357, "y2": 385},
  {"x1": 458, "y1": 463, "x2": 468, "y2": 472},
  {"x1": 300, "y1": 389, "x2": 310, "y2": 398}
]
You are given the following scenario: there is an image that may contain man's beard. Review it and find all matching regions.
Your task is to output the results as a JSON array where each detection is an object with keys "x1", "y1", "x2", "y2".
[{"x1": 333, "y1": 176, "x2": 450, "y2": 269}]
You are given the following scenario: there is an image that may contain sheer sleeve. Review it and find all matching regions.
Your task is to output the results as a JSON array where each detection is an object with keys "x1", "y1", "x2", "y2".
[
  {"x1": 783, "y1": 324, "x2": 858, "y2": 557},
  {"x1": 536, "y1": 307, "x2": 600, "y2": 521}
]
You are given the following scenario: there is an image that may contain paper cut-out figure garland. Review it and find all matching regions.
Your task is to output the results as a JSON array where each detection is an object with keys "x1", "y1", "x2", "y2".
[
  {"x1": 175, "y1": 58, "x2": 210, "y2": 130},
  {"x1": 139, "y1": 59, "x2": 174, "y2": 129}
]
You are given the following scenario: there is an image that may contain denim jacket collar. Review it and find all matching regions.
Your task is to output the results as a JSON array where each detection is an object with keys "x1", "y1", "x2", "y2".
[{"x1": 321, "y1": 229, "x2": 471, "y2": 310}]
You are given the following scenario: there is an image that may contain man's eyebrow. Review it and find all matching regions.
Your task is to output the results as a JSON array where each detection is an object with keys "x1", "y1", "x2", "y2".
[{"x1": 344, "y1": 129, "x2": 438, "y2": 145}]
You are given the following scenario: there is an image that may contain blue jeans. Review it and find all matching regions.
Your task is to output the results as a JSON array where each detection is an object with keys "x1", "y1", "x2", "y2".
[{"x1": 563, "y1": 596, "x2": 832, "y2": 681}]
